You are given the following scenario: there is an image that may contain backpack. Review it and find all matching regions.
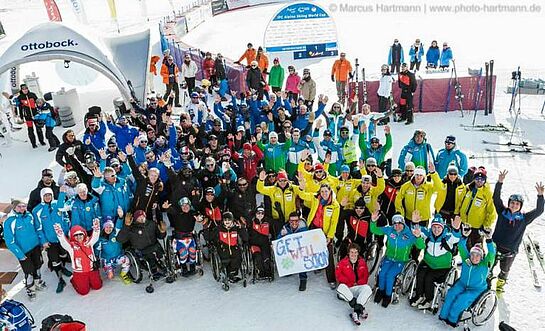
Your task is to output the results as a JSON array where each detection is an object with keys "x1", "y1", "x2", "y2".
[
  {"x1": 0, "y1": 299, "x2": 34, "y2": 331},
  {"x1": 40, "y1": 314, "x2": 86, "y2": 331}
]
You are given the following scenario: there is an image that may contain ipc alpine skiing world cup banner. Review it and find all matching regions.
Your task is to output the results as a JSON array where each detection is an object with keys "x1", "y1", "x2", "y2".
[
  {"x1": 263, "y1": 2, "x2": 338, "y2": 60},
  {"x1": 272, "y1": 229, "x2": 329, "y2": 277}
]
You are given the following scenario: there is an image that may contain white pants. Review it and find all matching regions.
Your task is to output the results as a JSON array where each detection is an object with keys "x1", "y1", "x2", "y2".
[{"x1": 337, "y1": 284, "x2": 373, "y2": 306}]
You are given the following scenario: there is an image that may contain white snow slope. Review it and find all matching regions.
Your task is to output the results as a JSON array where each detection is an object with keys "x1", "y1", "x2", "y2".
[{"x1": 1, "y1": 0, "x2": 545, "y2": 330}]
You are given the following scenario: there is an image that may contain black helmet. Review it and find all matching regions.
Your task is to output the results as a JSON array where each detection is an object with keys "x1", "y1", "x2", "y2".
[
  {"x1": 508, "y1": 194, "x2": 524, "y2": 208},
  {"x1": 355, "y1": 197, "x2": 366, "y2": 209}
]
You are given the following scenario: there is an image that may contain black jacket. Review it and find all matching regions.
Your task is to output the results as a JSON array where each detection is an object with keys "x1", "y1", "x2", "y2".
[
  {"x1": 223, "y1": 184, "x2": 256, "y2": 221},
  {"x1": 215, "y1": 58, "x2": 226, "y2": 81},
  {"x1": 128, "y1": 155, "x2": 163, "y2": 214},
  {"x1": 117, "y1": 218, "x2": 166, "y2": 252},
  {"x1": 246, "y1": 67, "x2": 265, "y2": 91},
  {"x1": 28, "y1": 180, "x2": 60, "y2": 212},
  {"x1": 56, "y1": 131, "x2": 85, "y2": 167}
]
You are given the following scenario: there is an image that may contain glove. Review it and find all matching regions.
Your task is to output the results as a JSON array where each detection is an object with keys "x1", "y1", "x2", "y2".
[
  {"x1": 334, "y1": 239, "x2": 342, "y2": 248},
  {"x1": 331, "y1": 75, "x2": 335, "y2": 82},
  {"x1": 461, "y1": 223, "x2": 471, "y2": 237},
  {"x1": 482, "y1": 227, "x2": 493, "y2": 240},
  {"x1": 349, "y1": 73, "x2": 354, "y2": 80}
]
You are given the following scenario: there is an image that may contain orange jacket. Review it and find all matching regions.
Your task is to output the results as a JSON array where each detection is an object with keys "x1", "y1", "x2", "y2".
[
  {"x1": 150, "y1": 56, "x2": 160, "y2": 75},
  {"x1": 256, "y1": 53, "x2": 269, "y2": 73},
  {"x1": 238, "y1": 48, "x2": 257, "y2": 65},
  {"x1": 331, "y1": 59, "x2": 353, "y2": 82},
  {"x1": 160, "y1": 63, "x2": 179, "y2": 84}
]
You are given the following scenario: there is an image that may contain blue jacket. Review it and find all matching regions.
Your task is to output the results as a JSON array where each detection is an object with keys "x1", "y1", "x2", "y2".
[
  {"x1": 435, "y1": 148, "x2": 468, "y2": 178},
  {"x1": 440, "y1": 47, "x2": 453, "y2": 67},
  {"x1": 91, "y1": 176, "x2": 131, "y2": 218},
  {"x1": 426, "y1": 47, "x2": 440, "y2": 65},
  {"x1": 409, "y1": 44, "x2": 424, "y2": 63},
  {"x1": 106, "y1": 121, "x2": 139, "y2": 153},
  {"x1": 70, "y1": 194, "x2": 102, "y2": 231},
  {"x1": 278, "y1": 219, "x2": 308, "y2": 239},
  {"x1": 398, "y1": 139, "x2": 435, "y2": 171},
  {"x1": 388, "y1": 44, "x2": 405, "y2": 65},
  {"x1": 4, "y1": 212, "x2": 41, "y2": 260},
  {"x1": 98, "y1": 218, "x2": 124, "y2": 261},
  {"x1": 34, "y1": 104, "x2": 56, "y2": 127},
  {"x1": 456, "y1": 238, "x2": 495, "y2": 290},
  {"x1": 99, "y1": 159, "x2": 131, "y2": 181},
  {"x1": 32, "y1": 192, "x2": 69, "y2": 244},
  {"x1": 83, "y1": 121, "x2": 107, "y2": 157}
]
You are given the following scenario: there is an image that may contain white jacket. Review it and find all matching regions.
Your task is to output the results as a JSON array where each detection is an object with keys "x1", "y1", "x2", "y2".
[
  {"x1": 181, "y1": 61, "x2": 198, "y2": 79},
  {"x1": 377, "y1": 74, "x2": 395, "y2": 97}
]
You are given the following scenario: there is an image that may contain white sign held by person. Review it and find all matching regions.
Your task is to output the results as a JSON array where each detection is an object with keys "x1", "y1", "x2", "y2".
[{"x1": 272, "y1": 229, "x2": 329, "y2": 277}]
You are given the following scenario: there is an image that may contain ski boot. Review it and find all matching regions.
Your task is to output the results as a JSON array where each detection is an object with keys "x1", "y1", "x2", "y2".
[
  {"x1": 410, "y1": 296, "x2": 425, "y2": 307},
  {"x1": 120, "y1": 271, "x2": 132, "y2": 285},
  {"x1": 374, "y1": 289, "x2": 385, "y2": 303},
  {"x1": 56, "y1": 278, "x2": 66, "y2": 293},
  {"x1": 496, "y1": 278, "x2": 506, "y2": 295},
  {"x1": 187, "y1": 264, "x2": 197, "y2": 276},
  {"x1": 417, "y1": 301, "x2": 432, "y2": 310},
  {"x1": 381, "y1": 295, "x2": 392, "y2": 308},
  {"x1": 299, "y1": 279, "x2": 307, "y2": 291},
  {"x1": 350, "y1": 312, "x2": 361, "y2": 326},
  {"x1": 61, "y1": 267, "x2": 72, "y2": 277},
  {"x1": 181, "y1": 264, "x2": 189, "y2": 277},
  {"x1": 26, "y1": 286, "x2": 36, "y2": 300}
]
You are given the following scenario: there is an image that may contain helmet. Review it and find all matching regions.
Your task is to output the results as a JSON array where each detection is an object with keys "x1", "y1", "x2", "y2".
[
  {"x1": 381, "y1": 64, "x2": 389, "y2": 70},
  {"x1": 508, "y1": 194, "x2": 524, "y2": 208},
  {"x1": 178, "y1": 197, "x2": 191, "y2": 208}
]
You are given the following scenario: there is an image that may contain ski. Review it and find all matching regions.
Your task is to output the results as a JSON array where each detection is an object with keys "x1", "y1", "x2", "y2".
[
  {"x1": 463, "y1": 126, "x2": 509, "y2": 133},
  {"x1": 362, "y1": 66, "x2": 367, "y2": 105},
  {"x1": 417, "y1": 75, "x2": 424, "y2": 112},
  {"x1": 527, "y1": 234, "x2": 545, "y2": 274},
  {"x1": 452, "y1": 59, "x2": 464, "y2": 117},
  {"x1": 488, "y1": 60, "x2": 494, "y2": 113},
  {"x1": 481, "y1": 140, "x2": 535, "y2": 148},
  {"x1": 485, "y1": 148, "x2": 545, "y2": 155},
  {"x1": 523, "y1": 237, "x2": 541, "y2": 288},
  {"x1": 460, "y1": 123, "x2": 507, "y2": 128},
  {"x1": 484, "y1": 62, "x2": 489, "y2": 115},
  {"x1": 469, "y1": 154, "x2": 515, "y2": 160}
]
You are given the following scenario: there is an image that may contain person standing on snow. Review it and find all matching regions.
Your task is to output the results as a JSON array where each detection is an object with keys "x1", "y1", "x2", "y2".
[
  {"x1": 409, "y1": 39, "x2": 424, "y2": 72},
  {"x1": 181, "y1": 53, "x2": 199, "y2": 96},
  {"x1": 331, "y1": 52, "x2": 353, "y2": 104},
  {"x1": 425, "y1": 40, "x2": 440, "y2": 69},
  {"x1": 268, "y1": 58, "x2": 285, "y2": 94},
  {"x1": 235, "y1": 42, "x2": 257, "y2": 67},
  {"x1": 34, "y1": 98, "x2": 60, "y2": 152},
  {"x1": 387, "y1": 39, "x2": 404, "y2": 74},
  {"x1": 439, "y1": 42, "x2": 454, "y2": 70},
  {"x1": 377, "y1": 64, "x2": 395, "y2": 124},
  {"x1": 285, "y1": 66, "x2": 301, "y2": 102},
  {"x1": 398, "y1": 129, "x2": 435, "y2": 172},
  {"x1": 298, "y1": 68, "x2": 317, "y2": 110},
  {"x1": 17, "y1": 84, "x2": 45, "y2": 149},
  {"x1": 160, "y1": 55, "x2": 181, "y2": 107},
  {"x1": 278, "y1": 212, "x2": 309, "y2": 291},
  {"x1": 397, "y1": 63, "x2": 417, "y2": 124},
  {"x1": 491, "y1": 170, "x2": 544, "y2": 293}
]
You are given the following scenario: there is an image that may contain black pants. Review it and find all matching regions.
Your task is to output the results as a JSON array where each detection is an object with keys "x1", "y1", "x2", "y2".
[
  {"x1": 45, "y1": 126, "x2": 60, "y2": 148},
  {"x1": 304, "y1": 99, "x2": 314, "y2": 111},
  {"x1": 410, "y1": 61, "x2": 421, "y2": 71},
  {"x1": 378, "y1": 95, "x2": 389, "y2": 113},
  {"x1": 185, "y1": 77, "x2": 196, "y2": 94},
  {"x1": 46, "y1": 242, "x2": 69, "y2": 273},
  {"x1": 390, "y1": 63, "x2": 401, "y2": 74},
  {"x1": 287, "y1": 92, "x2": 298, "y2": 103},
  {"x1": 466, "y1": 228, "x2": 484, "y2": 250},
  {"x1": 271, "y1": 87, "x2": 281, "y2": 93},
  {"x1": 20, "y1": 246, "x2": 43, "y2": 287},
  {"x1": 164, "y1": 82, "x2": 180, "y2": 106},
  {"x1": 251, "y1": 243, "x2": 272, "y2": 278},
  {"x1": 219, "y1": 248, "x2": 242, "y2": 276},
  {"x1": 400, "y1": 91, "x2": 414, "y2": 122},
  {"x1": 414, "y1": 262, "x2": 450, "y2": 302},
  {"x1": 494, "y1": 246, "x2": 517, "y2": 281},
  {"x1": 28, "y1": 123, "x2": 45, "y2": 147}
]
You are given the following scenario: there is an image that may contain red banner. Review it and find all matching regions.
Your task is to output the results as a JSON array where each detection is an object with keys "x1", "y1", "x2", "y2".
[{"x1": 43, "y1": 0, "x2": 62, "y2": 22}]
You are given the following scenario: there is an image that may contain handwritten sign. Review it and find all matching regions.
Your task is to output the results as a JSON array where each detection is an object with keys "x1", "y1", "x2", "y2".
[{"x1": 272, "y1": 229, "x2": 329, "y2": 277}]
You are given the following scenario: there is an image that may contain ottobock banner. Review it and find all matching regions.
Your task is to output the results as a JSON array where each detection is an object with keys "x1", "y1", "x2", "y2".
[
  {"x1": 43, "y1": 0, "x2": 63, "y2": 22},
  {"x1": 272, "y1": 229, "x2": 329, "y2": 277},
  {"x1": 263, "y1": 2, "x2": 338, "y2": 60}
]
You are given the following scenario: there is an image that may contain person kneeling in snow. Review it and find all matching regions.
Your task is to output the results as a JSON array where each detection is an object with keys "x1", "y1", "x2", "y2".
[
  {"x1": 335, "y1": 243, "x2": 372, "y2": 325},
  {"x1": 97, "y1": 208, "x2": 131, "y2": 285},
  {"x1": 439, "y1": 234, "x2": 495, "y2": 327},
  {"x1": 54, "y1": 219, "x2": 103, "y2": 296}
]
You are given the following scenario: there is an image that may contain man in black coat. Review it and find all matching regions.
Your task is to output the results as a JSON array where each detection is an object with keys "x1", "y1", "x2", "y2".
[
  {"x1": 27, "y1": 168, "x2": 60, "y2": 211},
  {"x1": 398, "y1": 63, "x2": 417, "y2": 125},
  {"x1": 246, "y1": 61, "x2": 265, "y2": 100},
  {"x1": 16, "y1": 84, "x2": 45, "y2": 148}
]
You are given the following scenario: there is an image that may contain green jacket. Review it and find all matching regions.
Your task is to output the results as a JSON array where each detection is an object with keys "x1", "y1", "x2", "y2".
[
  {"x1": 360, "y1": 132, "x2": 392, "y2": 165},
  {"x1": 258, "y1": 139, "x2": 292, "y2": 172},
  {"x1": 371, "y1": 221, "x2": 425, "y2": 262},
  {"x1": 268, "y1": 65, "x2": 285, "y2": 88}
]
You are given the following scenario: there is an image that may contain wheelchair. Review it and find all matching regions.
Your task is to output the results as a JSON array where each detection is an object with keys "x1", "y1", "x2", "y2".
[
  {"x1": 249, "y1": 244, "x2": 275, "y2": 284},
  {"x1": 164, "y1": 232, "x2": 205, "y2": 280},
  {"x1": 209, "y1": 241, "x2": 250, "y2": 291},
  {"x1": 374, "y1": 257, "x2": 418, "y2": 304},
  {"x1": 407, "y1": 263, "x2": 459, "y2": 314},
  {"x1": 125, "y1": 245, "x2": 175, "y2": 293}
]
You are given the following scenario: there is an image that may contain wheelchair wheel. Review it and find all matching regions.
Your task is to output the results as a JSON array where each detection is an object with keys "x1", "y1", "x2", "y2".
[
  {"x1": 365, "y1": 241, "x2": 380, "y2": 275},
  {"x1": 471, "y1": 290, "x2": 497, "y2": 326},
  {"x1": 401, "y1": 260, "x2": 418, "y2": 295},
  {"x1": 126, "y1": 251, "x2": 142, "y2": 283},
  {"x1": 242, "y1": 246, "x2": 253, "y2": 277},
  {"x1": 211, "y1": 249, "x2": 222, "y2": 282}
]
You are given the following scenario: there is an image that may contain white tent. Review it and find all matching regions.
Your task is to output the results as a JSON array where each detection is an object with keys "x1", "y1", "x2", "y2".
[{"x1": 0, "y1": 22, "x2": 150, "y2": 103}]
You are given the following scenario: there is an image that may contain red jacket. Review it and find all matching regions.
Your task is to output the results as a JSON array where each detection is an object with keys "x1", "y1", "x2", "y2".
[
  {"x1": 59, "y1": 225, "x2": 100, "y2": 273},
  {"x1": 202, "y1": 58, "x2": 216, "y2": 79},
  {"x1": 232, "y1": 144, "x2": 263, "y2": 182},
  {"x1": 335, "y1": 256, "x2": 369, "y2": 287}
]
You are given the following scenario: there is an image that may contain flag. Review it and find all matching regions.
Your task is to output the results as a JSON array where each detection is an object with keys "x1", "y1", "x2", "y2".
[
  {"x1": 43, "y1": 0, "x2": 62, "y2": 22},
  {"x1": 69, "y1": 0, "x2": 88, "y2": 24}
]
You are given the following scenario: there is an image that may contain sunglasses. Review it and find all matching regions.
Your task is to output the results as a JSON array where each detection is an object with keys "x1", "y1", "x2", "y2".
[
  {"x1": 315, "y1": 170, "x2": 324, "y2": 174},
  {"x1": 205, "y1": 192, "x2": 215, "y2": 196},
  {"x1": 238, "y1": 182, "x2": 248, "y2": 187},
  {"x1": 283, "y1": 126, "x2": 291, "y2": 129},
  {"x1": 340, "y1": 131, "x2": 349, "y2": 134},
  {"x1": 406, "y1": 170, "x2": 414, "y2": 173},
  {"x1": 474, "y1": 177, "x2": 486, "y2": 182},
  {"x1": 355, "y1": 206, "x2": 365, "y2": 210},
  {"x1": 74, "y1": 233, "x2": 84, "y2": 237},
  {"x1": 112, "y1": 164, "x2": 121, "y2": 168},
  {"x1": 278, "y1": 179, "x2": 288, "y2": 183},
  {"x1": 393, "y1": 174, "x2": 402, "y2": 177},
  {"x1": 206, "y1": 164, "x2": 215, "y2": 167},
  {"x1": 145, "y1": 155, "x2": 155, "y2": 160},
  {"x1": 333, "y1": 106, "x2": 341, "y2": 110},
  {"x1": 445, "y1": 142, "x2": 454, "y2": 145},
  {"x1": 448, "y1": 172, "x2": 458, "y2": 176}
]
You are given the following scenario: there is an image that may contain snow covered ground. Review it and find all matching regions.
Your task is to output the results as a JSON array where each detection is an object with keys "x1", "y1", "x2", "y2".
[{"x1": 1, "y1": 0, "x2": 545, "y2": 330}]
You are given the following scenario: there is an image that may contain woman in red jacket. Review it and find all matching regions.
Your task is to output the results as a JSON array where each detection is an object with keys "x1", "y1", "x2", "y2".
[
  {"x1": 54, "y1": 219, "x2": 102, "y2": 295},
  {"x1": 335, "y1": 243, "x2": 372, "y2": 326}
]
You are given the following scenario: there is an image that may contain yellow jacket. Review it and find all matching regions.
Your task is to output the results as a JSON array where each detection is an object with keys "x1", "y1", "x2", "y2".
[
  {"x1": 347, "y1": 177, "x2": 385, "y2": 211},
  {"x1": 298, "y1": 191, "x2": 340, "y2": 239},
  {"x1": 456, "y1": 182, "x2": 497, "y2": 228},
  {"x1": 434, "y1": 179, "x2": 466, "y2": 213},
  {"x1": 395, "y1": 172, "x2": 441, "y2": 221},
  {"x1": 256, "y1": 180, "x2": 303, "y2": 221},
  {"x1": 335, "y1": 178, "x2": 360, "y2": 207}
]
